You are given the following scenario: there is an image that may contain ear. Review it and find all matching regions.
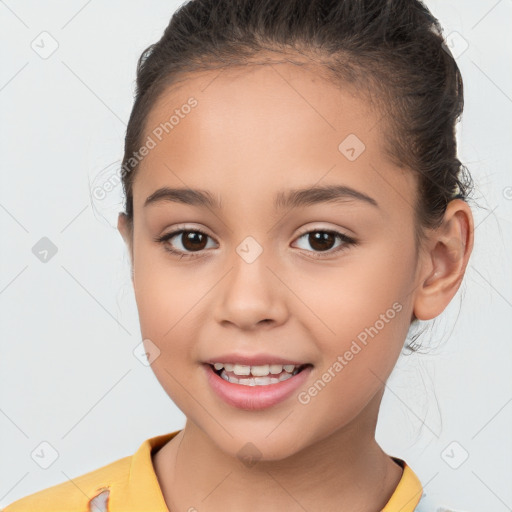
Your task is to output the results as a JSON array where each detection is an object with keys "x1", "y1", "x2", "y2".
[
  {"x1": 413, "y1": 199, "x2": 474, "y2": 321},
  {"x1": 117, "y1": 212, "x2": 134, "y2": 281}
]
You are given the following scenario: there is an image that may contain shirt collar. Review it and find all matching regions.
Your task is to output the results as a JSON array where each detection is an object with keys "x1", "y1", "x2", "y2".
[
  {"x1": 381, "y1": 457, "x2": 424, "y2": 511},
  {"x1": 108, "y1": 431, "x2": 178, "y2": 511}
]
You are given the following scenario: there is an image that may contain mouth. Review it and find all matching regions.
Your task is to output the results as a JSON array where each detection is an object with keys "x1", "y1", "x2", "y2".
[
  {"x1": 208, "y1": 362, "x2": 312, "y2": 386},
  {"x1": 204, "y1": 361, "x2": 313, "y2": 410}
]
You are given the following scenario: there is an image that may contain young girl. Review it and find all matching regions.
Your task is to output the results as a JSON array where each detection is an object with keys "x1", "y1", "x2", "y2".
[{"x1": 4, "y1": 0, "x2": 475, "y2": 510}]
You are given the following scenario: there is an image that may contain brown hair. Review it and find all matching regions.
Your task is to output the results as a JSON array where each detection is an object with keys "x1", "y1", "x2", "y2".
[{"x1": 119, "y1": 0, "x2": 474, "y2": 351}]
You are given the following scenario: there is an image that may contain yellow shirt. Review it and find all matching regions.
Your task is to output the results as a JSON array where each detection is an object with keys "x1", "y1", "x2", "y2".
[{"x1": 3, "y1": 430, "x2": 425, "y2": 512}]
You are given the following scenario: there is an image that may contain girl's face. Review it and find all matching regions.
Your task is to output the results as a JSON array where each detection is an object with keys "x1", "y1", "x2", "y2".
[{"x1": 119, "y1": 61, "x2": 426, "y2": 460}]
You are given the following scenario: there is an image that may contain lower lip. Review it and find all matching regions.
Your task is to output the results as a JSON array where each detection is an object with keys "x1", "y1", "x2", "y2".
[{"x1": 203, "y1": 364, "x2": 313, "y2": 411}]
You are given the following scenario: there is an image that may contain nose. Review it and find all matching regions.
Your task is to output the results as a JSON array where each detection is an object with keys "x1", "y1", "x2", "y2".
[{"x1": 214, "y1": 251, "x2": 289, "y2": 331}]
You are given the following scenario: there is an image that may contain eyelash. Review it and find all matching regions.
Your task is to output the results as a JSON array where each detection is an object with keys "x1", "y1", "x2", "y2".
[{"x1": 154, "y1": 226, "x2": 357, "y2": 260}]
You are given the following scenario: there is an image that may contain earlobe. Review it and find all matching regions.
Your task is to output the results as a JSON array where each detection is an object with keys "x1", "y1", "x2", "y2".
[{"x1": 413, "y1": 199, "x2": 474, "y2": 321}]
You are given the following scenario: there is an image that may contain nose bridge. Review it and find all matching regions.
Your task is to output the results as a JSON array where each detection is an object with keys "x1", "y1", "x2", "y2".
[
  {"x1": 216, "y1": 233, "x2": 288, "y2": 327},
  {"x1": 229, "y1": 233, "x2": 275, "y2": 300}
]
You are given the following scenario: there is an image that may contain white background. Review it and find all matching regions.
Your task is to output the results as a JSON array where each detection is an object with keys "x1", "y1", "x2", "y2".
[{"x1": 1, "y1": 1, "x2": 511, "y2": 510}]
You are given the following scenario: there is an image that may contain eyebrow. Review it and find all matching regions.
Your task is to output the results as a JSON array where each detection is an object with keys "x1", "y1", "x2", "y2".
[{"x1": 143, "y1": 184, "x2": 379, "y2": 210}]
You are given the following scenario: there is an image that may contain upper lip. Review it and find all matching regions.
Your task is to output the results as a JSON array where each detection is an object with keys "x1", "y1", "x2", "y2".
[{"x1": 204, "y1": 353, "x2": 309, "y2": 366}]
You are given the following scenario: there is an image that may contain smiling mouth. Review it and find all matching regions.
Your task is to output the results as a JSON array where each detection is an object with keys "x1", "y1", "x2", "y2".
[{"x1": 209, "y1": 363, "x2": 311, "y2": 386}]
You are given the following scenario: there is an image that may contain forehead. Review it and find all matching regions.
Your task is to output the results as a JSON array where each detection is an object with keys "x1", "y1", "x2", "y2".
[
  {"x1": 133, "y1": 61, "x2": 415, "y2": 215},
  {"x1": 144, "y1": 60, "x2": 378, "y2": 145}
]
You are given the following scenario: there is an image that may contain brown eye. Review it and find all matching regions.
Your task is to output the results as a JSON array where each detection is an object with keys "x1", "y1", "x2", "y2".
[
  {"x1": 306, "y1": 231, "x2": 337, "y2": 251},
  {"x1": 155, "y1": 228, "x2": 216, "y2": 257},
  {"x1": 179, "y1": 231, "x2": 209, "y2": 251},
  {"x1": 293, "y1": 229, "x2": 356, "y2": 258}
]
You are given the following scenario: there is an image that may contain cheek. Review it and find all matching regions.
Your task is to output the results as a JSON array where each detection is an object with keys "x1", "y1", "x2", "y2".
[
  {"x1": 298, "y1": 300, "x2": 409, "y2": 439},
  {"x1": 131, "y1": 245, "x2": 214, "y2": 388},
  {"x1": 132, "y1": 254, "x2": 204, "y2": 408},
  {"x1": 296, "y1": 239, "x2": 416, "y2": 391},
  {"x1": 132, "y1": 243, "x2": 202, "y2": 337},
  {"x1": 297, "y1": 240, "x2": 415, "y2": 340}
]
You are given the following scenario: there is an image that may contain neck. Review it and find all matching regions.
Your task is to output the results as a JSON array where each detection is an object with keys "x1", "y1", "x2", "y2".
[{"x1": 153, "y1": 391, "x2": 403, "y2": 511}]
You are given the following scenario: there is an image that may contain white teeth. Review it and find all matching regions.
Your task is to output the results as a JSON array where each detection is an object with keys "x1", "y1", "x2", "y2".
[
  {"x1": 269, "y1": 364, "x2": 283, "y2": 374},
  {"x1": 220, "y1": 373, "x2": 286, "y2": 386},
  {"x1": 211, "y1": 362, "x2": 303, "y2": 378},
  {"x1": 233, "y1": 364, "x2": 251, "y2": 376},
  {"x1": 227, "y1": 374, "x2": 240, "y2": 384},
  {"x1": 251, "y1": 364, "x2": 270, "y2": 377},
  {"x1": 215, "y1": 365, "x2": 302, "y2": 386},
  {"x1": 254, "y1": 376, "x2": 279, "y2": 385}
]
